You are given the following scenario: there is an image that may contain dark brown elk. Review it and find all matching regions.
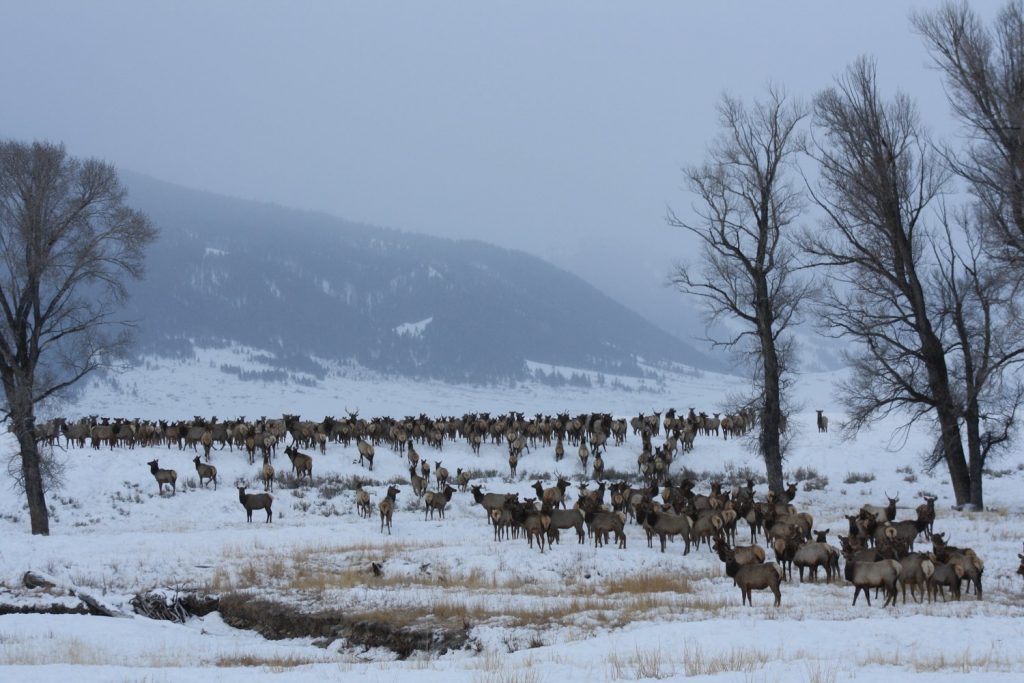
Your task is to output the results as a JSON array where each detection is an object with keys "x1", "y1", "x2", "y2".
[
  {"x1": 284, "y1": 445, "x2": 313, "y2": 482},
  {"x1": 147, "y1": 459, "x2": 176, "y2": 496},
  {"x1": 815, "y1": 410, "x2": 828, "y2": 433},
  {"x1": 718, "y1": 544, "x2": 783, "y2": 607},
  {"x1": 915, "y1": 495, "x2": 938, "y2": 539},
  {"x1": 544, "y1": 504, "x2": 585, "y2": 545},
  {"x1": 238, "y1": 486, "x2": 272, "y2": 523},
  {"x1": 585, "y1": 509, "x2": 626, "y2": 549}
]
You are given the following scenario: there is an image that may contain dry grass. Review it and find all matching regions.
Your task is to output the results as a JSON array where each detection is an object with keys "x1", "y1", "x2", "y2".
[
  {"x1": 196, "y1": 531, "x2": 762, "y2": 637},
  {"x1": 214, "y1": 652, "x2": 322, "y2": 670},
  {"x1": 804, "y1": 660, "x2": 839, "y2": 683},
  {"x1": 858, "y1": 647, "x2": 1014, "y2": 672},
  {"x1": 0, "y1": 639, "x2": 180, "y2": 667},
  {"x1": 605, "y1": 644, "x2": 775, "y2": 680}
]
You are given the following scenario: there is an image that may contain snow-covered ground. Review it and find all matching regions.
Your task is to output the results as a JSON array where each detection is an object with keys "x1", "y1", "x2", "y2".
[{"x1": 2, "y1": 346, "x2": 1024, "y2": 682}]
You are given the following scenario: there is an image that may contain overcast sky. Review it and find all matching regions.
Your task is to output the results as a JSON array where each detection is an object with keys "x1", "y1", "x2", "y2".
[{"x1": 0, "y1": 1, "x2": 992, "y2": 345}]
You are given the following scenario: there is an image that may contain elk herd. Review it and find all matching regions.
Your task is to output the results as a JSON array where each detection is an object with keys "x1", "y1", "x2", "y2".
[{"x1": 32, "y1": 407, "x2": 1021, "y2": 610}]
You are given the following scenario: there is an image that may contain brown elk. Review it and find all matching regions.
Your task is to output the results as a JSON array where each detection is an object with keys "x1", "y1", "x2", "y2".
[
  {"x1": 147, "y1": 459, "x2": 176, "y2": 496},
  {"x1": 379, "y1": 485, "x2": 400, "y2": 534}
]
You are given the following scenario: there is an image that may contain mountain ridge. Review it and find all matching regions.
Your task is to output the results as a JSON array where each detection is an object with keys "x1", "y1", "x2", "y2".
[{"x1": 119, "y1": 171, "x2": 727, "y2": 383}]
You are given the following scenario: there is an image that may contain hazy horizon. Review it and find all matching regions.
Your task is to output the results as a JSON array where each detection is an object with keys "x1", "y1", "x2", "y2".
[{"x1": 0, "y1": 1, "x2": 989, "y2": 353}]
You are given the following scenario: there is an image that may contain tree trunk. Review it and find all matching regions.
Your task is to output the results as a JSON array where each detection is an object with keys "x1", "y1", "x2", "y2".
[
  {"x1": 13, "y1": 407, "x2": 49, "y2": 535},
  {"x1": 936, "y1": 405, "x2": 971, "y2": 507},
  {"x1": 758, "y1": 294, "x2": 784, "y2": 496},
  {"x1": 963, "y1": 400, "x2": 985, "y2": 510}
]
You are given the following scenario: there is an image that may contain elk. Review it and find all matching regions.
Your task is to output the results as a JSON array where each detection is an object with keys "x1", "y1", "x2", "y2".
[
  {"x1": 843, "y1": 552, "x2": 902, "y2": 607},
  {"x1": 147, "y1": 459, "x2": 176, "y2": 496},
  {"x1": 261, "y1": 453, "x2": 275, "y2": 492},
  {"x1": 645, "y1": 508, "x2": 695, "y2": 555},
  {"x1": 284, "y1": 445, "x2": 313, "y2": 482},
  {"x1": 793, "y1": 541, "x2": 838, "y2": 583},
  {"x1": 192, "y1": 455, "x2": 217, "y2": 490},
  {"x1": 1018, "y1": 543, "x2": 1024, "y2": 581},
  {"x1": 544, "y1": 505, "x2": 586, "y2": 545},
  {"x1": 434, "y1": 461, "x2": 449, "y2": 490},
  {"x1": 929, "y1": 561, "x2": 965, "y2": 601},
  {"x1": 578, "y1": 443, "x2": 589, "y2": 472},
  {"x1": 585, "y1": 509, "x2": 626, "y2": 549},
  {"x1": 898, "y1": 553, "x2": 935, "y2": 604},
  {"x1": 471, "y1": 485, "x2": 517, "y2": 526},
  {"x1": 456, "y1": 467, "x2": 471, "y2": 492},
  {"x1": 355, "y1": 487, "x2": 372, "y2": 518},
  {"x1": 424, "y1": 485, "x2": 455, "y2": 520},
  {"x1": 409, "y1": 465, "x2": 427, "y2": 498},
  {"x1": 712, "y1": 533, "x2": 766, "y2": 568},
  {"x1": 861, "y1": 493, "x2": 899, "y2": 524},
  {"x1": 532, "y1": 477, "x2": 571, "y2": 510},
  {"x1": 510, "y1": 499, "x2": 550, "y2": 553},
  {"x1": 508, "y1": 449, "x2": 519, "y2": 478},
  {"x1": 815, "y1": 410, "x2": 828, "y2": 433},
  {"x1": 238, "y1": 486, "x2": 273, "y2": 523},
  {"x1": 718, "y1": 545, "x2": 783, "y2": 607},
  {"x1": 771, "y1": 528, "x2": 802, "y2": 581},
  {"x1": 592, "y1": 452, "x2": 605, "y2": 479},
  {"x1": 915, "y1": 495, "x2": 938, "y2": 539},
  {"x1": 356, "y1": 438, "x2": 374, "y2": 471},
  {"x1": 379, "y1": 485, "x2": 400, "y2": 534}
]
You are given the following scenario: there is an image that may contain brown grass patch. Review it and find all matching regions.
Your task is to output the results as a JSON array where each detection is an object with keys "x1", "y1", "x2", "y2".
[{"x1": 215, "y1": 653, "x2": 321, "y2": 670}]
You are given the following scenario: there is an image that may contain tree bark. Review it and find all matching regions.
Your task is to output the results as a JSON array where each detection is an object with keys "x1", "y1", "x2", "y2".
[
  {"x1": 757, "y1": 288, "x2": 784, "y2": 495},
  {"x1": 964, "y1": 399, "x2": 985, "y2": 510},
  {"x1": 9, "y1": 397, "x2": 48, "y2": 535}
]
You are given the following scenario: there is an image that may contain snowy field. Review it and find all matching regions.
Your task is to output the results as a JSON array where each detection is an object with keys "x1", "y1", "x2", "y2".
[{"x1": 2, "y1": 346, "x2": 1024, "y2": 683}]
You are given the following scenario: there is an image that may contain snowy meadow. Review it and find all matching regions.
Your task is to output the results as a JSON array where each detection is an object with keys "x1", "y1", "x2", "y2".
[{"x1": 1, "y1": 347, "x2": 1024, "y2": 683}]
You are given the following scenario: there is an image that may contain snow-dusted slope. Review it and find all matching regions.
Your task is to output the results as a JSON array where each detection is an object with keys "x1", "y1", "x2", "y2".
[{"x1": 2, "y1": 356, "x2": 1023, "y2": 682}]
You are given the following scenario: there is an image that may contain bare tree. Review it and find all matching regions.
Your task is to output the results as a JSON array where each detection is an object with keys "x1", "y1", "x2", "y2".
[
  {"x1": 931, "y1": 209, "x2": 1024, "y2": 508},
  {"x1": 667, "y1": 87, "x2": 810, "y2": 494},
  {"x1": 913, "y1": 1, "x2": 1024, "y2": 270},
  {"x1": 801, "y1": 58, "x2": 979, "y2": 504},
  {"x1": 0, "y1": 140, "x2": 156, "y2": 535}
]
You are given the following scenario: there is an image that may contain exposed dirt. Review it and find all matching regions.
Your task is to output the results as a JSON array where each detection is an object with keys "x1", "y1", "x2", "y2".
[{"x1": 218, "y1": 592, "x2": 474, "y2": 658}]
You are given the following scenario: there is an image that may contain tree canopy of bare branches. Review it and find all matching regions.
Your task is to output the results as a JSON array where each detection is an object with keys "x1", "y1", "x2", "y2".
[
  {"x1": 803, "y1": 57, "x2": 962, "y2": 489},
  {"x1": 0, "y1": 140, "x2": 156, "y2": 534},
  {"x1": 913, "y1": 1, "x2": 1024, "y2": 271},
  {"x1": 668, "y1": 87, "x2": 810, "y2": 494}
]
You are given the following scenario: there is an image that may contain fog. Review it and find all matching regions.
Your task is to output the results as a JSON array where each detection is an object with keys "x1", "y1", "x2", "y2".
[{"x1": 0, "y1": 1, "x2": 984, "y2": 345}]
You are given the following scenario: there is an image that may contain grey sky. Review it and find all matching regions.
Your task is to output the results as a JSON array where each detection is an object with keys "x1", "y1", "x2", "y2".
[{"x1": 0, "y1": 1, "x2": 985, "y2": 346}]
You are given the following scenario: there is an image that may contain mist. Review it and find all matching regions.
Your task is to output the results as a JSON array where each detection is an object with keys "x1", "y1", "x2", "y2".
[{"x1": 0, "y1": 1, "x2": 982, "y2": 346}]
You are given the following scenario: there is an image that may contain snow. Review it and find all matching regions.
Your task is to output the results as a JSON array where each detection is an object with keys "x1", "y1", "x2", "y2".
[
  {"x1": 394, "y1": 318, "x2": 433, "y2": 339},
  {"x1": 2, "y1": 348, "x2": 1024, "y2": 681}
]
